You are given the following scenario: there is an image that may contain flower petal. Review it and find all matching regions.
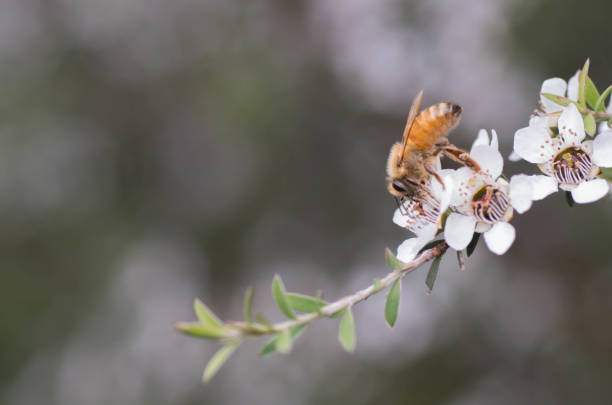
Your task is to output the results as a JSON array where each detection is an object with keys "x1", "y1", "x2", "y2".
[
  {"x1": 540, "y1": 78, "x2": 567, "y2": 112},
  {"x1": 444, "y1": 213, "x2": 476, "y2": 250},
  {"x1": 483, "y1": 222, "x2": 516, "y2": 255},
  {"x1": 571, "y1": 178, "x2": 609, "y2": 204},
  {"x1": 489, "y1": 129, "x2": 499, "y2": 150},
  {"x1": 593, "y1": 131, "x2": 612, "y2": 167},
  {"x1": 436, "y1": 171, "x2": 454, "y2": 213},
  {"x1": 471, "y1": 145, "x2": 504, "y2": 179},
  {"x1": 558, "y1": 104, "x2": 585, "y2": 145},
  {"x1": 508, "y1": 174, "x2": 534, "y2": 214},
  {"x1": 508, "y1": 151, "x2": 522, "y2": 162},
  {"x1": 472, "y1": 129, "x2": 490, "y2": 150},
  {"x1": 527, "y1": 175, "x2": 558, "y2": 200},
  {"x1": 396, "y1": 224, "x2": 438, "y2": 262},
  {"x1": 567, "y1": 70, "x2": 579, "y2": 102},
  {"x1": 393, "y1": 207, "x2": 409, "y2": 228},
  {"x1": 513, "y1": 125, "x2": 555, "y2": 164}
]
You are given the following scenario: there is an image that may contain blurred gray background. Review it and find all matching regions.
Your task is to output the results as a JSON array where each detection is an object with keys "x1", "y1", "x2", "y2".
[{"x1": 2, "y1": 0, "x2": 612, "y2": 404}]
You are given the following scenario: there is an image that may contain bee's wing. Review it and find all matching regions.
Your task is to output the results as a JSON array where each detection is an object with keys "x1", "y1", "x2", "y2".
[{"x1": 399, "y1": 90, "x2": 423, "y2": 163}]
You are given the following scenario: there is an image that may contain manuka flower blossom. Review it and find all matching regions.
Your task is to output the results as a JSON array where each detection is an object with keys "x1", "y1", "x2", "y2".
[
  {"x1": 444, "y1": 130, "x2": 556, "y2": 255},
  {"x1": 393, "y1": 169, "x2": 453, "y2": 262},
  {"x1": 514, "y1": 104, "x2": 612, "y2": 203}
]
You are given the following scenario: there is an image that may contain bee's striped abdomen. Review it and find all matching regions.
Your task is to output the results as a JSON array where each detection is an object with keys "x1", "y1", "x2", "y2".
[{"x1": 408, "y1": 102, "x2": 462, "y2": 151}]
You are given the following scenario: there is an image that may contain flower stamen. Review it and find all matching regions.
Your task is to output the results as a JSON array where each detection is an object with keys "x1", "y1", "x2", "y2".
[
  {"x1": 552, "y1": 147, "x2": 593, "y2": 185},
  {"x1": 471, "y1": 186, "x2": 509, "y2": 224}
]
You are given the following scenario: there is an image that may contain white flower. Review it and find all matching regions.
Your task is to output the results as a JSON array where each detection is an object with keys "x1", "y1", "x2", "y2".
[
  {"x1": 514, "y1": 104, "x2": 612, "y2": 203},
  {"x1": 393, "y1": 171, "x2": 453, "y2": 262},
  {"x1": 509, "y1": 72, "x2": 579, "y2": 162},
  {"x1": 540, "y1": 71, "x2": 579, "y2": 113},
  {"x1": 444, "y1": 130, "x2": 556, "y2": 255}
]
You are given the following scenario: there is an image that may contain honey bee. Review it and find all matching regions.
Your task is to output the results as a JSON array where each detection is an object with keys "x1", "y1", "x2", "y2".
[{"x1": 386, "y1": 90, "x2": 480, "y2": 205}]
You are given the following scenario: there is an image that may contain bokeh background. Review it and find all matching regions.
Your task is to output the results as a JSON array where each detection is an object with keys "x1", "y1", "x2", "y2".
[{"x1": 2, "y1": 0, "x2": 612, "y2": 404}]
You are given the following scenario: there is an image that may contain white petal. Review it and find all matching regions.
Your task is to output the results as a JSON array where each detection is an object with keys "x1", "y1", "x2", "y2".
[
  {"x1": 540, "y1": 78, "x2": 567, "y2": 112},
  {"x1": 527, "y1": 175, "x2": 558, "y2": 200},
  {"x1": 475, "y1": 222, "x2": 491, "y2": 233},
  {"x1": 484, "y1": 222, "x2": 516, "y2": 255},
  {"x1": 471, "y1": 145, "x2": 504, "y2": 179},
  {"x1": 438, "y1": 173, "x2": 454, "y2": 213},
  {"x1": 444, "y1": 213, "x2": 476, "y2": 250},
  {"x1": 396, "y1": 238, "x2": 421, "y2": 262},
  {"x1": 558, "y1": 104, "x2": 585, "y2": 145},
  {"x1": 508, "y1": 174, "x2": 533, "y2": 214},
  {"x1": 567, "y1": 70, "x2": 579, "y2": 102},
  {"x1": 593, "y1": 131, "x2": 612, "y2": 167},
  {"x1": 393, "y1": 207, "x2": 409, "y2": 228},
  {"x1": 450, "y1": 167, "x2": 477, "y2": 207},
  {"x1": 508, "y1": 151, "x2": 522, "y2": 162},
  {"x1": 472, "y1": 129, "x2": 490, "y2": 150},
  {"x1": 489, "y1": 129, "x2": 499, "y2": 150},
  {"x1": 513, "y1": 125, "x2": 555, "y2": 164},
  {"x1": 396, "y1": 224, "x2": 437, "y2": 262},
  {"x1": 571, "y1": 178, "x2": 609, "y2": 204}
]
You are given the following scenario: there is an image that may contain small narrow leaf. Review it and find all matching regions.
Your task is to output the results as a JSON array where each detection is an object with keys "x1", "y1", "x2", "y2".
[
  {"x1": 260, "y1": 324, "x2": 307, "y2": 356},
  {"x1": 425, "y1": 256, "x2": 442, "y2": 294},
  {"x1": 255, "y1": 313, "x2": 273, "y2": 330},
  {"x1": 600, "y1": 167, "x2": 612, "y2": 181},
  {"x1": 285, "y1": 293, "x2": 327, "y2": 313},
  {"x1": 594, "y1": 85, "x2": 612, "y2": 112},
  {"x1": 584, "y1": 113, "x2": 596, "y2": 136},
  {"x1": 175, "y1": 322, "x2": 227, "y2": 339},
  {"x1": 272, "y1": 275, "x2": 296, "y2": 319},
  {"x1": 330, "y1": 308, "x2": 346, "y2": 318},
  {"x1": 202, "y1": 341, "x2": 240, "y2": 382},
  {"x1": 373, "y1": 278, "x2": 382, "y2": 291},
  {"x1": 276, "y1": 329, "x2": 292, "y2": 353},
  {"x1": 338, "y1": 308, "x2": 356, "y2": 352},
  {"x1": 456, "y1": 250, "x2": 466, "y2": 271},
  {"x1": 565, "y1": 191, "x2": 574, "y2": 207},
  {"x1": 466, "y1": 232, "x2": 480, "y2": 257},
  {"x1": 417, "y1": 239, "x2": 446, "y2": 254},
  {"x1": 586, "y1": 76, "x2": 600, "y2": 109},
  {"x1": 385, "y1": 279, "x2": 401, "y2": 327},
  {"x1": 578, "y1": 59, "x2": 590, "y2": 108},
  {"x1": 243, "y1": 287, "x2": 254, "y2": 325},
  {"x1": 385, "y1": 248, "x2": 406, "y2": 270},
  {"x1": 541, "y1": 93, "x2": 572, "y2": 107},
  {"x1": 194, "y1": 299, "x2": 223, "y2": 329}
]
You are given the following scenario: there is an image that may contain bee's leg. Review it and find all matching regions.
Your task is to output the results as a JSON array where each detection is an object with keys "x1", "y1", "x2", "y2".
[
  {"x1": 425, "y1": 165, "x2": 445, "y2": 189},
  {"x1": 441, "y1": 144, "x2": 481, "y2": 171}
]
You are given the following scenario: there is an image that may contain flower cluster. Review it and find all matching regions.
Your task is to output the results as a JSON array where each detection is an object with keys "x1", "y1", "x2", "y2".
[{"x1": 394, "y1": 60, "x2": 611, "y2": 261}]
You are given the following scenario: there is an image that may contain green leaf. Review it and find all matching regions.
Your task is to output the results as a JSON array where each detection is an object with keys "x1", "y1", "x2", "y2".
[
  {"x1": 565, "y1": 191, "x2": 574, "y2": 207},
  {"x1": 578, "y1": 59, "x2": 590, "y2": 108},
  {"x1": 330, "y1": 308, "x2": 346, "y2": 318},
  {"x1": 385, "y1": 279, "x2": 401, "y2": 327},
  {"x1": 175, "y1": 322, "x2": 227, "y2": 339},
  {"x1": 385, "y1": 248, "x2": 406, "y2": 270},
  {"x1": 194, "y1": 299, "x2": 224, "y2": 329},
  {"x1": 285, "y1": 293, "x2": 327, "y2": 313},
  {"x1": 373, "y1": 278, "x2": 382, "y2": 291},
  {"x1": 599, "y1": 167, "x2": 612, "y2": 181},
  {"x1": 541, "y1": 93, "x2": 572, "y2": 107},
  {"x1": 276, "y1": 328, "x2": 292, "y2": 353},
  {"x1": 425, "y1": 256, "x2": 442, "y2": 294},
  {"x1": 338, "y1": 308, "x2": 356, "y2": 352},
  {"x1": 417, "y1": 239, "x2": 445, "y2": 254},
  {"x1": 202, "y1": 341, "x2": 240, "y2": 382},
  {"x1": 260, "y1": 324, "x2": 307, "y2": 356},
  {"x1": 584, "y1": 113, "x2": 596, "y2": 136},
  {"x1": 594, "y1": 85, "x2": 612, "y2": 112},
  {"x1": 272, "y1": 275, "x2": 296, "y2": 319},
  {"x1": 586, "y1": 76, "x2": 600, "y2": 109},
  {"x1": 608, "y1": 118, "x2": 612, "y2": 129},
  {"x1": 466, "y1": 233, "x2": 480, "y2": 257},
  {"x1": 243, "y1": 287, "x2": 254, "y2": 325},
  {"x1": 255, "y1": 314, "x2": 273, "y2": 329}
]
